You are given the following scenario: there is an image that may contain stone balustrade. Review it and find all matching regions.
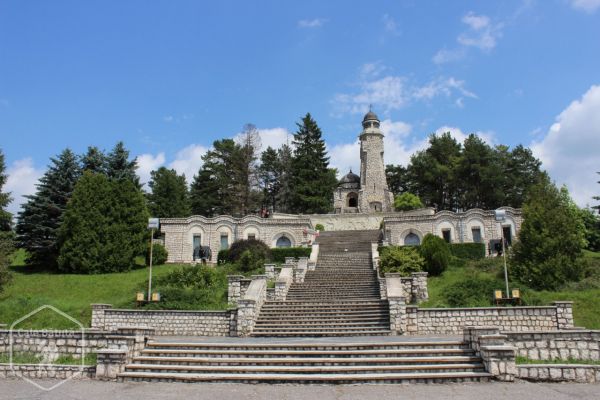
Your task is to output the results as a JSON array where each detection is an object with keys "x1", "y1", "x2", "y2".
[
  {"x1": 236, "y1": 275, "x2": 267, "y2": 337},
  {"x1": 274, "y1": 267, "x2": 293, "y2": 301}
]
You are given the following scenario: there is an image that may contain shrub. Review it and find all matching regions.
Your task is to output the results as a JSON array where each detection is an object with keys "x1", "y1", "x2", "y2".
[
  {"x1": 379, "y1": 246, "x2": 424, "y2": 275},
  {"x1": 449, "y1": 243, "x2": 486, "y2": 260},
  {"x1": 394, "y1": 192, "x2": 423, "y2": 211},
  {"x1": 227, "y1": 239, "x2": 271, "y2": 263},
  {"x1": 217, "y1": 249, "x2": 230, "y2": 264},
  {"x1": 145, "y1": 243, "x2": 168, "y2": 266},
  {"x1": 419, "y1": 234, "x2": 450, "y2": 276},
  {"x1": 270, "y1": 247, "x2": 311, "y2": 263},
  {"x1": 315, "y1": 224, "x2": 325, "y2": 231}
]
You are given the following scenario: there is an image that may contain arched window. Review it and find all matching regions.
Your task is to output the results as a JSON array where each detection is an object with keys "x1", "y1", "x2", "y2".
[
  {"x1": 404, "y1": 233, "x2": 420, "y2": 246},
  {"x1": 276, "y1": 236, "x2": 292, "y2": 248}
]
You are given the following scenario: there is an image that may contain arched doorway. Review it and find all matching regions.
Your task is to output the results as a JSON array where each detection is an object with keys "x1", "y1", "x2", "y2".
[
  {"x1": 347, "y1": 192, "x2": 358, "y2": 208},
  {"x1": 404, "y1": 233, "x2": 420, "y2": 246},
  {"x1": 276, "y1": 235, "x2": 292, "y2": 248}
]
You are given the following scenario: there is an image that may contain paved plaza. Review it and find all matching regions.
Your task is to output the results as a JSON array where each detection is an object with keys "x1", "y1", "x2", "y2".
[{"x1": 1, "y1": 379, "x2": 599, "y2": 400}]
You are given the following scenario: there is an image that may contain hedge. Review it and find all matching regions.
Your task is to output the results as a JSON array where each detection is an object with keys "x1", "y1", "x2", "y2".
[
  {"x1": 270, "y1": 247, "x2": 312, "y2": 263},
  {"x1": 449, "y1": 243, "x2": 486, "y2": 260},
  {"x1": 218, "y1": 247, "x2": 311, "y2": 264}
]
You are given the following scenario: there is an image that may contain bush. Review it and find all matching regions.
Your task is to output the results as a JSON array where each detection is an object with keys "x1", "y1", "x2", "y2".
[
  {"x1": 270, "y1": 247, "x2": 312, "y2": 263},
  {"x1": 217, "y1": 249, "x2": 230, "y2": 264},
  {"x1": 419, "y1": 234, "x2": 450, "y2": 276},
  {"x1": 379, "y1": 246, "x2": 424, "y2": 276},
  {"x1": 145, "y1": 243, "x2": 168, "y2": 266},
  {"x1": 227, "y1": 239, "x2": 271, "y2": 263},
  {"x1": 449, "y1": 243, "x2": 485, "y2": 260},
  {"x1": 394, "y1": 192, "x2": 423, "y2": 211},
  {"x1": 315, "y1": 224, "x2": 325, "y2": 231}
]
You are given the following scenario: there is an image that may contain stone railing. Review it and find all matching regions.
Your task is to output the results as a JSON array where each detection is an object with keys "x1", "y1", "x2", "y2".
[
  {"x1": 236, "y1": 275, "x2": 267, "y2": 337},
  {"x1": 385, "y1": 274, "x2": 408, "y2": 335},
  {"x1": 506, "y1": 329, "x2": 600, "y2": 360},
  {"x1": 309, "y1": 243, "x2": 319, "y2": 264},
  {"x1": 91, "y1": 304, "x2": 235, "y2": 336},
  {"x1": 402, "y1": 302, "x2": 574, "y2": 335},
  {"x1": 227, "y1": 276, "x2": 252, "y2": 305},
  {"x1": 463, "y1": 326, "x2": 517, "y2": 381},
  {"x1": 274, "y1": 266, "x2": 294, "y2": 301},
  {"x1": 294, "y1": 257, "x2": 308, "y2": 283}
]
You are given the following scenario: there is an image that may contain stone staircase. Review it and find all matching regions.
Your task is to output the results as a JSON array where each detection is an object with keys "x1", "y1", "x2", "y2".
[
  {"x1": 251, "y1": 230, "x2": 388, "y2": 337},
  {"x1": 118, "y1": 339, "x2": 492, "y2": 383}
]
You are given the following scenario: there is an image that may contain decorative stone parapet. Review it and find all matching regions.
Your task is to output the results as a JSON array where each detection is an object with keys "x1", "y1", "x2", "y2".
[
  {"x1": 227, "y1": 275, "x2": 243, "y2": 304},
  {"x1": 264, "y1": 264, "x2": 276, "y2": 280},
  {"x1": 274, "y1": 267, "x2": 293, "y2": 301},
  {"x1": 95, "y1": 349, "x2": 127, "y2": 381},
  {"x1": 0, "y1": 364, "x2": 95, "y2": 380},
  {"x1": 518, "y1": 364, "x2": 600, "y2": 383},
  {"x1": 90, "y1": 303, "x2": 113, "y2": 329},
  {"x1": 385, "y1": 274, "x2": 408, "y2": 335},
  {"x1": 463, "y1": 326, "x2": 517, "y2": 381},
  {"x1": 506, "y1": 330, "x2": 600, "y2": 360},
  {"x1": 411, "y1": 272, "x2": 429, "y2": 302},
  {"x1": 236, "y1": 275, "x2": 267, "y2": 337},
  {"x1": 294, "y1": 258, "x2": 308, "y2": 283},
  {"x1": 307, "y1": 261, "x2": 316, "y2": 271},
  {"x1": 309, "y1": 244, "x2": 319, "y2": 264},
  {"x1": 554, "y1": 301, "x2": 574, "y2": 330}
]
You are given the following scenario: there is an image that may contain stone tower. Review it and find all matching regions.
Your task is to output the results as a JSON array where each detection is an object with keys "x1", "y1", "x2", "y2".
[{"x1": 357, "y1": 110, "x2": 394, "y2": 212}]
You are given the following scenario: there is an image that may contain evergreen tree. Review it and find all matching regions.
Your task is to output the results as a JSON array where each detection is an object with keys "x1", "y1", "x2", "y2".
[
  {"x1": 394, "y1": 192, "x2": 423, "y2": 211},
  {"x1": 385, "y1": 164, "x2": 411, "y2": 195},
  {"x1": 234, "y1": 124, "x2": 262, "y2": 215},
  {"x1": 259, "y1": 146, "x2": 281, "y2": 212},
  {"x1": 147, "y1": 167, "x2": 191, "y2": 218},
  {"x1": 276, "y1": 144, "x2": 293, "y2": 213},
  {"x1": 106, "y1": 141, "x2": 140, "y2": 187},
  {"x1": 81, "y1": 146, "x2": 106, "y2": 174},
  {"x1": 579, "y1": 207, "x2": 600, "y2": 252},
  {"x1": 16, "y1": 149, "x2": 80, "y2": 268},
  {"x1": 593, "y1": 172, "x2": 600, "y2": 213},
  {"x1": 190, "y1": 168, "x2": 220, "y2": 217},
  {"x1": 289, "y1": 113, "x2": 337, "y2": 214},
  {"x1": 511, "y1": 176, "x2": 586, "y2": 290},
  {"x1": 503, "y1": 145, "x2": 543, "y2": 208},
  {"x1": 58, "y1": 172, "x2": 148, "y2": 273},
  {"x1": 0, "y1": 149, "x2": 12, "y2": 231}
]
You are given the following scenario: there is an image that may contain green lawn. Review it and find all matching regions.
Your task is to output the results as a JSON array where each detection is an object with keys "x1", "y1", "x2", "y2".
[{"x1": 0, "y1": 250, "x2": 186, "y2": 328}]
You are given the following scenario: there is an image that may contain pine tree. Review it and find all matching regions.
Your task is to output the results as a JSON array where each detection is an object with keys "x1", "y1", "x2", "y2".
[
  {"x1": 511, "y1": 175, "x2": 586, "y2": 290},
  {"x1": 503, "y1": 145, "x2": 543, "y2": 208},
  {"x1": 16, "y1": 149, "x2": 80, "y2": 268},
  {"x1": 190, "y1": 168, "x2": 220, "y2": 217},
  {"x1": 0, "y1": 149, "x2": 12, "y2": 231},
  {"x1": 289, "y1": 113, "x2": 337, "y2": 214},
  {"x1": 234, "y1": 124, "x2": 262, "y2": 215},
  {"x1": 58, "y1": 172, "x2": 148, "y2": 273},
  {"x1": 106, "y1": 141, "x2": 140, "y2": 187},
  {"x1": 593, "y1": 172, "x2": 600, "y2": 213},
  {"x1": 385, "y1": 164, "x2": 411, "y2": 195},
  {"x1": 259, "y1": 146, "x2": 281, "y2": 212},
  {"x1": 147, "y1": 167, "x2": 191, "y2": 218},
  {"x1": 81, "y1": 146, "x2": 106, "y2": 174},
  {"x1": 276, "y1": 144, "x2": 293, "y2": 213}
]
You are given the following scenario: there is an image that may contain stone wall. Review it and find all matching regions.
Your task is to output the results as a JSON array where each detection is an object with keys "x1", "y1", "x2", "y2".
[
  {"x1": 91, "y1": 304, "x2": 235, "y2": 336},
  {"x1": 506, "y1": 330, "x2": 600, "y2": 360},
  {"x1": 0, "y1": 364, "x2": 96, "y2": 380},
  {"x1": 383, "y1": 207, "x2": 522, "y2": 255},
  {"x1": 403, "y1": 302, "x2": 573, "y2": 335},
  {"x1": 160, "y1": 214, "x2": 313, "y2": 263},
  {"x1": 518, "y1": 364, "x2": 600, "y2": 383}
]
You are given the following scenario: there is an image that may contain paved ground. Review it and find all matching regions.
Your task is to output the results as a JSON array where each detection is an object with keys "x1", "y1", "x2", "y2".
[{"x1": 1, "y1": 379, "x2": 599, "y2": 400}]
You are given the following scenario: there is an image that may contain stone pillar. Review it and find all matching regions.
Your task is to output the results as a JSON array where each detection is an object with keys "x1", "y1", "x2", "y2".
[
  {"x1": 385, "y1": 273, "x2": 408, "y2": 335},
  {"x1": 309, "y1": 244, "x2": 319, "y2": 264},
  {"x1": 264, "y1": 264, "x2": 276, "y2": 280},
  {"x1": 410, "y1": 272, "x2": 429, "y2": 303},
  {"x1": 95, "y1": 349, "x2": 127, "y2": 380},
  {"x1": 236, "y1": 275, "x2": 267, "y2": 337},
  {"x1": 464, "y1": 326, "x2": 517, "y2": 382},
  {"x1": 554, "y1": 301, "x2": 574, "y2": 330},
  {"x1": 227, "y1": 275, "x2": 243, "y2": 305},
  {"x1": 90, "y1": 304, "x2": 113, "y2": 330}
]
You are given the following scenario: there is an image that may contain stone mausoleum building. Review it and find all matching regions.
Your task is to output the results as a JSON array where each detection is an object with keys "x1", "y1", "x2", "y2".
[{"x1": 160, "y1": 110, "x2": 522, "y2": 263}]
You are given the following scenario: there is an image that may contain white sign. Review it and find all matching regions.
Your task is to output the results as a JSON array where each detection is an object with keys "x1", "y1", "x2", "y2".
[{"x1": 148, "y1": 218, "x2": 160, "y2": 229}]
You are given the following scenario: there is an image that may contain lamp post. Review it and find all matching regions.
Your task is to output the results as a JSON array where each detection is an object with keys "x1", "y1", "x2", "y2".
[
  {"x1": 494, "y1": 209, "x2": 510, "y2": 298},
  {"x1": 147, "y1": 218, "x2": 160, "y2": 302}
]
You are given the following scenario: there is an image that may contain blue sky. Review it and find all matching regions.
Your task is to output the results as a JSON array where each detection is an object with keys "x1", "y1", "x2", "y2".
[{"x1": 1, "y1": 0, "x2": 600, "y2": 214}]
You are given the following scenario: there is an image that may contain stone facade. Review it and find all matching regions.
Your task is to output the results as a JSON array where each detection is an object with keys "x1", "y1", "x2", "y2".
[
  {"x1": 334, "y1": 111, "x2": 394, "y2": 214},
  {"x1": 91, "y1": 304, "x2": 236, "y2": 336},
  {"x1": 383, "y1": 207, "x2": 523, "y2": 255},
  {"x1": 160, "y1": 214, "x2": 313, "y2": 263}
]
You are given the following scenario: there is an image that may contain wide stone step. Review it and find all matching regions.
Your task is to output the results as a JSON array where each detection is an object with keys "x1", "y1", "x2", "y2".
[
  {"x1": 124, "y1": 363, "x2": 485, "y2": 375},
  {"x1": 118, "y1": 370, "x2": 492, "y2": 383},
  {"x1": 250, "y1": 329, "x2": 393, "y2": 337},
  {"x1": 256, "y1": 315, "x2": 389, "y2": 321}
]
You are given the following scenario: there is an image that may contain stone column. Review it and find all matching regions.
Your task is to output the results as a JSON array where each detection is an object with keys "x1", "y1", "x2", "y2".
[
  {"x1": 264, "y1": 264, "x2": 276, "y2": 280},
  {"x1": 95, "y1": 349, "x2": 127, "y2": 381},
  {"x1": 90, "y1": 304, "x2": 113, "y2": 330},
  {"x1": 554, "y1": 301, "x2": 574, "y2": 330},
  {"x1": 227, "y1": 275, "x2": 243, "y2": 304},
  {"x1": 411, "y1": 272, "x2": 429, "y2": 303},
  {"x1": 385, "y1": 273, "x2": 408, "y2": 335}
]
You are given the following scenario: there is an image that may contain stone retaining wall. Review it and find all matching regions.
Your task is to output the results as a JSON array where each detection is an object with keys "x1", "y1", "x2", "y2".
[
  {"x1": 91, "y1": 304, "x2": 236, "y2": 336},
  {"x1": 518, "y1": 364, "x2": 600, "y2": 383},
  {"x1": 403, "y1": 302, "x2": 573, "y2": 335},
  {"x1": 0, "y1": 364, "x2": 95, "y2": 379},
  {"x1": 506, "y1": 330, "x2": 600, "y2": 360}
]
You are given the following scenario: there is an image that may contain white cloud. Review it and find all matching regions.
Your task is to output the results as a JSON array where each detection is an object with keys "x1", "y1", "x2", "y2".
[
  {"x1": 168, "y1": 144, "x2": 209, "y2": 182},
  {"x1": 137, "y1": 152, "x2": 166, "y2": 187},
  {"x1": 258, "y1": 127, "x2": 291, "y2": 150},
  {"x1": 461, "y1": 12, "x2": 491, "y2": 30},
  {"x1": 5, "y1": 158, "x2": 44, "y2": 216},
  {"x1": 332, "y1": 66, "x2": 477, "y2": 115},
  {"x1": 433, "y1": 126, "x2": 496, "y2": 145},
  {"x1": 432, "y1": 48, "x2": 466, "y2": 64},
  {"x1": 298, "y1": 18, "x2": 327, "y2": 28},
  {"x1": 382, "y1": 14, "x2": 400, "y2": 35},
  {"x1": 531, "y1": 84, "x2": 600, "y2": 206},
  {"x1": 569, "y1": 0, "x2": 600, "y2": 13}
]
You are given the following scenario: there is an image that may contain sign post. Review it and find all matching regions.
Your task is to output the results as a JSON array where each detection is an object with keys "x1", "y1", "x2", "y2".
[
  {"x1": 494, "y1": 210, "x2": 510, "y2": 298},
  {"x1": 147, "y1": 218, "x2": 160, "y2": 302}
]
